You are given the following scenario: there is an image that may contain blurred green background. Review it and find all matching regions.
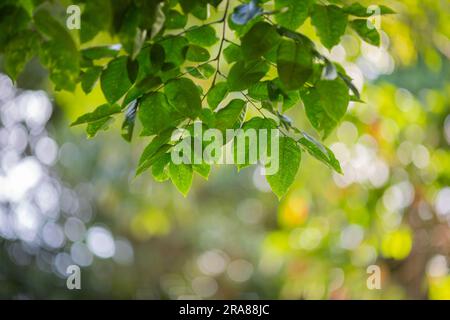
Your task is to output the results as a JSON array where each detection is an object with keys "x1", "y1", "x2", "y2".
[{"x1": 0, "y1": 0, "x2": 449, "y2": 299}]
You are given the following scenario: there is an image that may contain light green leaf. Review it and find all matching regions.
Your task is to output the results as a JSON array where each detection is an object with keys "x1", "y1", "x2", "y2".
[
  {"x1": 311, "y1": 4, "x2": 348, "y2": 50},
  {"x1": 185, "y1": 45, "x2": 211, "y2": 62},
  {"x1": 343, "y1": 3, "x2": 395, "y2": 17},
  {"x1": 234, "y1": 117, "x2": 278, "y2": 170},
  {"x1": 137, "y1": 129, "x2": 174, "y2": 176},
  {"x1": 169, "y1": 162, "x2": 193, "y2": 196},
  {"x1": 186, "y1": 64, "x2": 215, "y2": 79},
  {"x1": 301, "y1": 78, "x2": 350, "y2": 138},
  {"x1": 266, "y1": 136, "x2": 301, "y2": 199},
  {"x1": 186, "y1": 25, "x2": 218, "y2": 47},
  {"x1": 275, "y1": 0, "x2": 313, "y2": 30},
  {"x1": 71, "y1": 103, "x2": 121, "y2": 126},
  {"x1": 223, "y1": 43, "x2": 243, "y2": 63},
  {"x1": 165, "y1": 9, "x2": 188, "y2": 29},
  {"x1": 299, "y1": 133, "x2": 342, "y2": 173},
  {"x1": 151, "y1": 153, "x2": 171, "y2": 182},
  {"x1": 350, "y1": 19, "x2": 380, "y2": 46}
]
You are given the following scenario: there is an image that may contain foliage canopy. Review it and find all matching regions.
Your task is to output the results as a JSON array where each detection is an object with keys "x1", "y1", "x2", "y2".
[{"x1": 0, "y1": 0, "x2": 394, "y2": 198}]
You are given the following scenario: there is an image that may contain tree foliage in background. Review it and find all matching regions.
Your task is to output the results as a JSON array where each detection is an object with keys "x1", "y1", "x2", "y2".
[{"x1": 0, "y1": 0, "x2": 394, "y2": 198}]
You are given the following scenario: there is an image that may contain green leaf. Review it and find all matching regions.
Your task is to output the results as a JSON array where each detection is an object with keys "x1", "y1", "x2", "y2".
[
  {"x1": 100, "y1": 56, "x2": 132, "y2": 103},
  {"x1": 151, "y1": 153, "x2": 171, "y2": 182},
  {"x1": 139, "y1": 92, "x2": 183, "y2": 136},
  {"x1": 207, "y1": 82, "x2": 229, "y2": 110},
  {"x1": 169, "y1": 162, "x2": 193, "y2": 196},
  {"x1": 215, "y1": 99, "x2": 247, "y2": 132},
  {"x1": 223, "y1": 43, "x2": 243, "y2": 63},
  {"x1": 34, "y1": 8, "x2": 79, "y2": 91},
  {"x1": 350, "y1": 19, "x2": 380, "y2": 46},
  {"x1": 86, "y1": 118, "x2": 115, "y2": 138},
  {"x1": 3, "y1": 32, "x2": 38, "y2": 80},
  {"x1": 81, "y1": 66, "x2": 103, "y2": 94},
  {"x1": 311, "y1": 4, "x2": 348, "y2": 50},
  {"x1": 193, "y1": 162, "x2": 211, "y2": 179},
  {"x1": 71, "y1": 103, "x2": 121, "y2": 126},
  {"x1": 81, "y1": 46, "x2": 119, "y2": 60},
  {"x1": 300, "y1": 78, "x2": 350, "y2": 138},
  {"x1": 126, "y1": 57, "x2": 139, "y2": 84},
  {"x1": 234, "y1": 117, "x2": 278, "y2": 170},
  {"x1": 80, "y1": 0, "x2": 112, "y2": 43},
  {"x1": 277, "y1": 38, "x2": 313, "y2": 90},
  {"x1": 186, "y1": 64, "x2": 215, "y2": 79},
  {"x1": 165, "y1": 78, "x2": 202, "y2": 119},
  {"x1": 227, "y1": 59, "x2": 270, "y2": 91},
  {"x1": 185, "y1": 45, "x2": 211, "y2": 62},
  {"x1": 343, "y1": 3, "x2": 395, "y2": 17},
  {"x1": 166, "y1": 9, "x2": 188, "y2": 29},
  {"x1": 266, "y1": 136, "x2": 301, "y2": 199},
  {"x1": 275, "y1": 0, "x2": 313, "y2": 30},
  {"x1": 137, "y1": 129, "x2": 174, "y2": 176},
  {"x1": 160, "y1": 36, "x2": 189, "y2": 66},
  {"x1": 186, "y1": 25, "x2": 218, "y2": 47},
  {"x1": 241, "y1": 22, "x2": 281, "y2": 60},
  {"x1": 299, "y1": 133, "x2": 342, "y2": 173},
  {"x1": 150, "y1": 43, "x2": 166, "y2": 71},
  {"x1": 248, "y1": 81, "x2": 270, "y2": 101},
  {"x1": 122, "y1": 76, "x2": 162, "y2": 107}
]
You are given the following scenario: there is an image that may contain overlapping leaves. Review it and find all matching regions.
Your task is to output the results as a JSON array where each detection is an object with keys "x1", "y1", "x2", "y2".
[{"x1": 0, "y1": 0, "x2": 393, "y2": 198}]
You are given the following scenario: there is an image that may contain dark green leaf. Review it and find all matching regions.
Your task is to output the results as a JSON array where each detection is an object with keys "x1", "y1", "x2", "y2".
[
  {"x1": 101, "y1": 56, "x2": 133, "y2": 103},
  {"x1": 207, "y1": 82, "x2": 229, "y2": 110},
  {"x1": 161, "y1": 36, "x2": 189, "y2": 66},
  {"x1": 139, "y1": 92, "x2": 184, "y2": 136},
  {"x1": 165, "y1": 78, "x2": 202, "y2": 119},
  {"x1": 241, "y1": 22, "x2": 281, "y2": 60},
  {"x1": 127, "y1": 57, "x2": 139, "y2": 83},
  {"x1": 277, "y1": 38, "x2": 313, "y2": 90},
  {"x1": 81, "y1": 66, "x2": 103, "y2": 94},
  {"x1": 215, "y1": 99, "x2": 247, "y2": 132},
  {"x1": 227, "y1": 59, "x2": 269, "y2": 91},
  {"x1": 81, "y1": 46, "x2": 120, "y2": 60}
]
